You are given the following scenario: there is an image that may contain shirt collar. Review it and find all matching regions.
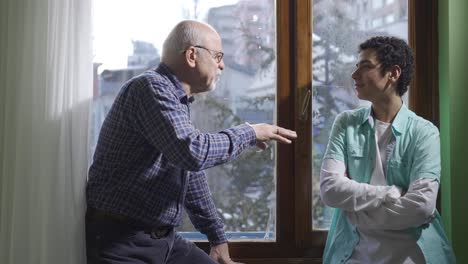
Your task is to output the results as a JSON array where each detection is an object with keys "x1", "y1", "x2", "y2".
[
  {"x1": 359, "y1": 106, "x2": 373, "y2": 127},
  {"x1": 155, "y1": 63, "x2": 195, "y2": 104},
  {"x1": 391, "y1": 103, "x2": 409, "y2": 134},
  {"x1": 359, "y1": 103, "x2": 409, "y2": 135}
]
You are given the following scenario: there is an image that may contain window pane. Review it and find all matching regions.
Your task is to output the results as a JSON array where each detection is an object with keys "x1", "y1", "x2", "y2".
[
  {"x1": 311, "y1": 0, "x2": 408, "y2": 230},
  {"x1": 91, "y1": 0, "x2": 277, "y2": 241}
]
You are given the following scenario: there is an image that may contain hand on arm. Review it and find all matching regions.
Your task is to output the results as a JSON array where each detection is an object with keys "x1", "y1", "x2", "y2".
[
  {"x1": 320, "y1": 159, "x2": 403, "y2": 212},
  {"x1": 345, "y1": 178, "x2": 438, "y2": 230},
  {"x1": 209, "y1": 243, "x2": 244, "y2": 264}
]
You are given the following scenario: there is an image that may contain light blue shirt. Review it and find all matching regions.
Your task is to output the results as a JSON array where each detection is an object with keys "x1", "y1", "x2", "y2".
[{"x1": 322, "y1": 104, "x2": 456, "y2": 264}]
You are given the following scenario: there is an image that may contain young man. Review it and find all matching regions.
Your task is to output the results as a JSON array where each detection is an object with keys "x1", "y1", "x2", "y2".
[
  {"x1": 320, "y1": 36, "x2": 456, "y2": 263},
  {"x1": 85, "y1": 20, "x2": 297, "y2": 264}
]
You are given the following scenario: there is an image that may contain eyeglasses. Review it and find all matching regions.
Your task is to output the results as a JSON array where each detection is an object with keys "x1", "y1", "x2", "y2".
[{"x1": 193, "y1": 45, "x2": 224, "y2": 63}]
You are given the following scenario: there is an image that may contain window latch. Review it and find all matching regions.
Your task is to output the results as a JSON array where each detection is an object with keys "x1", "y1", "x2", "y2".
[{"x1": 299, "y1": 88, "x2": 311, "y2": 121}]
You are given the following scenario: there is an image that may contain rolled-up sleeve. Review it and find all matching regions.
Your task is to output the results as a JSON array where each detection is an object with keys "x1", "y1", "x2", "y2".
[
  {"x1": 323, "y1": 112, "x2": 348, "y2": 162},
  {"x1": 410, "y1": 124, "x2": 441, "y2": 183}
]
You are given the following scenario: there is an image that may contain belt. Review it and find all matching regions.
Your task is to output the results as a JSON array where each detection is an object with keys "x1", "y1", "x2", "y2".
[
  {"x1": 86, "y1": 207, "x2": 128, "y2": 222},
  {"x1": 86, "y1": 208, "x2": 171, "y2": 239}
]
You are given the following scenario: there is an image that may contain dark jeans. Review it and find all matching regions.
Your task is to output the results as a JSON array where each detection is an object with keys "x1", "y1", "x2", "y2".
[{"x1": 86, "y1": 216, "x2": 217, "y2": 264}]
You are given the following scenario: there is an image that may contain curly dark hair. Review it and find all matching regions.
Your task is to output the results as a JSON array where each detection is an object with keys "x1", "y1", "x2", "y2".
[{"x1": 359, "y1": 36, "x2": 414, "y2": 96}]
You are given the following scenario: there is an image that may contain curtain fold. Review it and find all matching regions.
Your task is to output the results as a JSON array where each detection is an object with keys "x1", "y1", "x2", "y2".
[{"x1": 0, "y1": 0, "x2": 92, "y2": 263}]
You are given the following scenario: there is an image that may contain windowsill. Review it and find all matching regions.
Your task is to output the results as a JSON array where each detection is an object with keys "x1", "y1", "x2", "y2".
[{"x1": 179, "y1": 231, "x2": 276, "y2": 242}]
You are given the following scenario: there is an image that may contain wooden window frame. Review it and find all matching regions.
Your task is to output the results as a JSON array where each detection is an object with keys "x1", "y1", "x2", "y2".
[{"x1": 197, "y1": 1, "x2": 438, "y2": 263}]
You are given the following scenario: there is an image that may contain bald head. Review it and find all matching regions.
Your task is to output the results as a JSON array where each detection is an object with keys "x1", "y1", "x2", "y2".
[
  {"x1": 161, "y1": 20, "x2": 224, "y2": 96},
  {"x1": 161, "y1": 20, "x2": 220, "y2": 64}
]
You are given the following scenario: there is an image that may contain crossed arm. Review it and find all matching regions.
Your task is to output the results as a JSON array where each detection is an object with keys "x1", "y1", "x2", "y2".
[
  {"x1": 320, "y1": 159, "x2": 402, "y2": 212},
  {"x1": 320, "y1": 158, "x2": 438, "y2": 230}
]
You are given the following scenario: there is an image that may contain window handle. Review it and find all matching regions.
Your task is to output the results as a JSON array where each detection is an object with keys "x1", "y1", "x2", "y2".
[{"x1": 300, "y1": 88, "x2": 311, "y2": 121}]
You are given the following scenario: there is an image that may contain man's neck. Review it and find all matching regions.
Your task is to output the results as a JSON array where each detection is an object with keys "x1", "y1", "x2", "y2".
[
  {"x1": 371, "y1": 96, "x2": 403, "y2": 123},
  {"x1": 163, "y1": 61, "x2": 194, "y2": 97},
  {"x1": 180, "y1": 82, "x2": 193, "y2": 97}
]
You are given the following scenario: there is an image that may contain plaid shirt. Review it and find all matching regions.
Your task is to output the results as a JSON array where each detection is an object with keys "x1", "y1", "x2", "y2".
[{"x1": 86, "y1": 63, "x2": 256, "y2": 245}]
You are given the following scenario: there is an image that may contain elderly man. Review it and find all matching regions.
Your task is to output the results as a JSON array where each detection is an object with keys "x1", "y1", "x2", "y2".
[{"x1": 85, "y1": 20, "x2": 296, "y2": 264}]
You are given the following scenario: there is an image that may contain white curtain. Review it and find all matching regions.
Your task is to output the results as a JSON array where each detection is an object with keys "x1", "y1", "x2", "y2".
[{"x1": 0, "y1": 0, "x2": 92, "y2": 263}]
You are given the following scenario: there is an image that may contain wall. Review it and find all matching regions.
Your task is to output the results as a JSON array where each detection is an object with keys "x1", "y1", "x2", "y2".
[{"x1": 439, "y1": 0, "x2": 468, "y2": 262}]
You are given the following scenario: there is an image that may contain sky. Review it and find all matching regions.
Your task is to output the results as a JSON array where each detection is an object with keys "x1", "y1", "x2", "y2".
[{"x1": 93, "y1": 0, "x2": 238, "y2": 70}]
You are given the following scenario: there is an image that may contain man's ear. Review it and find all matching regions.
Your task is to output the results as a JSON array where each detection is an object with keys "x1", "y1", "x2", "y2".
[
  {"x1": 185, "y1": 47, "x2": 197, "y2": 68},
  {"x1": 388, "y1": 65, "x2": 402, "y2": 83}
]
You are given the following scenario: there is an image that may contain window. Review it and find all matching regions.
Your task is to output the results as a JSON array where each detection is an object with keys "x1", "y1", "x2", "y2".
[
  {"x1": 91, "y1": 0, "x2": 438, "y2": 262},
  {"x1": 310, "y1": 0, "x2": 408, "y2": 231},
  {"x1": 180, "y1": 1, "x2": 278, "y2": 241}
]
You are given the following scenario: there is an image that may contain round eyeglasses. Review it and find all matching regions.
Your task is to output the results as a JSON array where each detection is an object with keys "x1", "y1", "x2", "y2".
[{"x1": 192, "y1": 45, "x2": 224, "y2": 63}]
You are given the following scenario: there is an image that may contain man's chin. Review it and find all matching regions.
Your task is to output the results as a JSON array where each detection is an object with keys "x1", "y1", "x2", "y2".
[
  {"x1": 355, "y1": 91, "x2": 365, "y2": 100},
  {"x1": 207, "y1": 82, "x2": 217, "y2": 92},
  {"x1": 193, "y1": 84, "x2": 216, "y2": 94}
]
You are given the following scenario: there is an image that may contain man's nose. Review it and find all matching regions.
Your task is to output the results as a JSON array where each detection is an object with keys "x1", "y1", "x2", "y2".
[
  {"x1": 218, "y1": 59, "x2": 225, "y2": 71},
  {"x1": 351, "y1": 68, "x2": 358, "y2": 80}
]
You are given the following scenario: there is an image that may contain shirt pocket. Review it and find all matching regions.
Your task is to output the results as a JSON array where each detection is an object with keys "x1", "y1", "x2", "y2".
[
  {"x1": 387, "y1": 159, "x2": 410, "y2": 187},
  {"x1": 347, "y1": 144, "x2": 367, "y2": 182},
  {"x1": 348, "y1": 144, "x2": 365, "y2": 158}
]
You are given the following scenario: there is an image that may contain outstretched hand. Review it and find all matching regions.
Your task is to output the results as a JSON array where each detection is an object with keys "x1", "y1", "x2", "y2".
[
  {"x1": 209, "y1": 243, "x2": 244, "y2": 264},
  {"x1": 247, "y1": 123, "x2": 297, "y2": 150}
]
